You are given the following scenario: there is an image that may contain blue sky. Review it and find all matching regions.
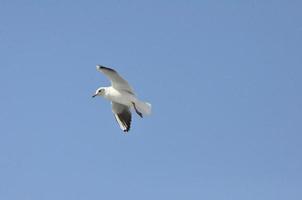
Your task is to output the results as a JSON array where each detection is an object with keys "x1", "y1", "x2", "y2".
[{"x1": 0, "y1": 1, "x2": 301, "y2": 199}]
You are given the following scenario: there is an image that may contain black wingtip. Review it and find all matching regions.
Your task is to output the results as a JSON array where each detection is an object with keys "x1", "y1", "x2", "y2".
[
  {"x1": 97, "y1": 65, "x2": 116, "y2": 72},
  {"x1": 123, "y1": 126, "x2": 130, "y2": 133}
]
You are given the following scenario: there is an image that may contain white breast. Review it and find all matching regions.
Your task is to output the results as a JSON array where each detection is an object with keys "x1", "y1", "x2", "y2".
[{"x1": 105, "y1": 87, "x2": 136, "y2": 106}]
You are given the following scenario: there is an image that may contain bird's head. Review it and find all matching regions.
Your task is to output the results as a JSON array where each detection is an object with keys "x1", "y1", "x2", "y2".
[{"x1": 92, "y1": 87, "x2": 105, "y2": 98}]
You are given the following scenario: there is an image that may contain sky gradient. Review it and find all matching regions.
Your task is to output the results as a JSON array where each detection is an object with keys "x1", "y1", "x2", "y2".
[{"x1": 0, "y1": 1, "x2": 302, "y2": 199}]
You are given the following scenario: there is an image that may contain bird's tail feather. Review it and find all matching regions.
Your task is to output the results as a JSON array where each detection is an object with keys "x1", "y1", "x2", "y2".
[{"x1": 135, "y1": 101, "x2": 152, "y2": 115}]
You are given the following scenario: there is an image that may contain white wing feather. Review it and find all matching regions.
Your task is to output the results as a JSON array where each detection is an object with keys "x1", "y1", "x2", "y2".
[
  {"x1": 112, "y1": 102, "x2": 131, "y2": 132},
  {"x1": 97, "y1": 65, "x2": 135, "y2": 94}
]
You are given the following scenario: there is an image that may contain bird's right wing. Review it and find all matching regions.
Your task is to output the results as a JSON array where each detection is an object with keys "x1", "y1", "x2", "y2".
[
  {"x1": 112, "y1": 102, "x2": 132, "y2": 132},
  {"x1": 97, "y1": 65, "x2": 135, "y2": 94}
]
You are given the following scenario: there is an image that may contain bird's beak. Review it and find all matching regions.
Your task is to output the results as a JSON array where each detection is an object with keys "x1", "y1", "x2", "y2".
[{"x1": 92, "y1": 94, "x2": 97, "y2": 98}]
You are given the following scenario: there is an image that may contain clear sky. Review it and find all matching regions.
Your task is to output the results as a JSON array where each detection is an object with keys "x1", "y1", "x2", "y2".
[{"x1": 0, "y1": 1, "x2": 301, "y2": 199}]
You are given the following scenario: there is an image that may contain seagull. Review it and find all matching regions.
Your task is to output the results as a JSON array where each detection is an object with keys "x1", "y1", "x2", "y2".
[{"x1": 92, "y1": 65, "x2": 151, "y2": 132}]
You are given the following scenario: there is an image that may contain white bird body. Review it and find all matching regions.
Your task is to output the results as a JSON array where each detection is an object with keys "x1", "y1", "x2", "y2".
[
  {"x1": 93, "y1": 65, "x2": 151, "y2": 132},
  {"x1": 103, "y1": 87, "x2": 136, "y2": 106}
]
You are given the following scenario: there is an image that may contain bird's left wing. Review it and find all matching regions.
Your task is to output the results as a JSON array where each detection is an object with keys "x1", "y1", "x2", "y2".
[
  {"x1": 97, "y1": 65, "x2": 135, "y2": 94},
  {"x1": 112, "y1": 102, "x2": 132, "y2": 132}
]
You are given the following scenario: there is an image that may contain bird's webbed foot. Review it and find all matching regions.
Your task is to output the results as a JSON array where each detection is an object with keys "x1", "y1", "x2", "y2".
[{"x1": 132, "y1": 102, "x2": 143, "y2": 118}]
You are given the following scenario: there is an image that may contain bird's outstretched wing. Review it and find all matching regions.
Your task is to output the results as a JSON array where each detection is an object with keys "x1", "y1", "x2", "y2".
[
  {"x1": 112, "y1": 102, "x2": 132, "y2": 132},
  {"x1": 97, "y1": 65, "x2": 135, "y2": 94}
]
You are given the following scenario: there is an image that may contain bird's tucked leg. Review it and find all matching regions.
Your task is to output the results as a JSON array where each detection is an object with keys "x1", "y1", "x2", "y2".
[{"x1": 132, "y1": 102, "x2": 143, "y2": 118}]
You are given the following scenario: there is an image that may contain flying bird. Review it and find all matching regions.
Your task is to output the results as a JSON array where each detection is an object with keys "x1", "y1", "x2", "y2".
[{"x1": 93, "y1": 65, "x2": 151, "y2": 132}]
